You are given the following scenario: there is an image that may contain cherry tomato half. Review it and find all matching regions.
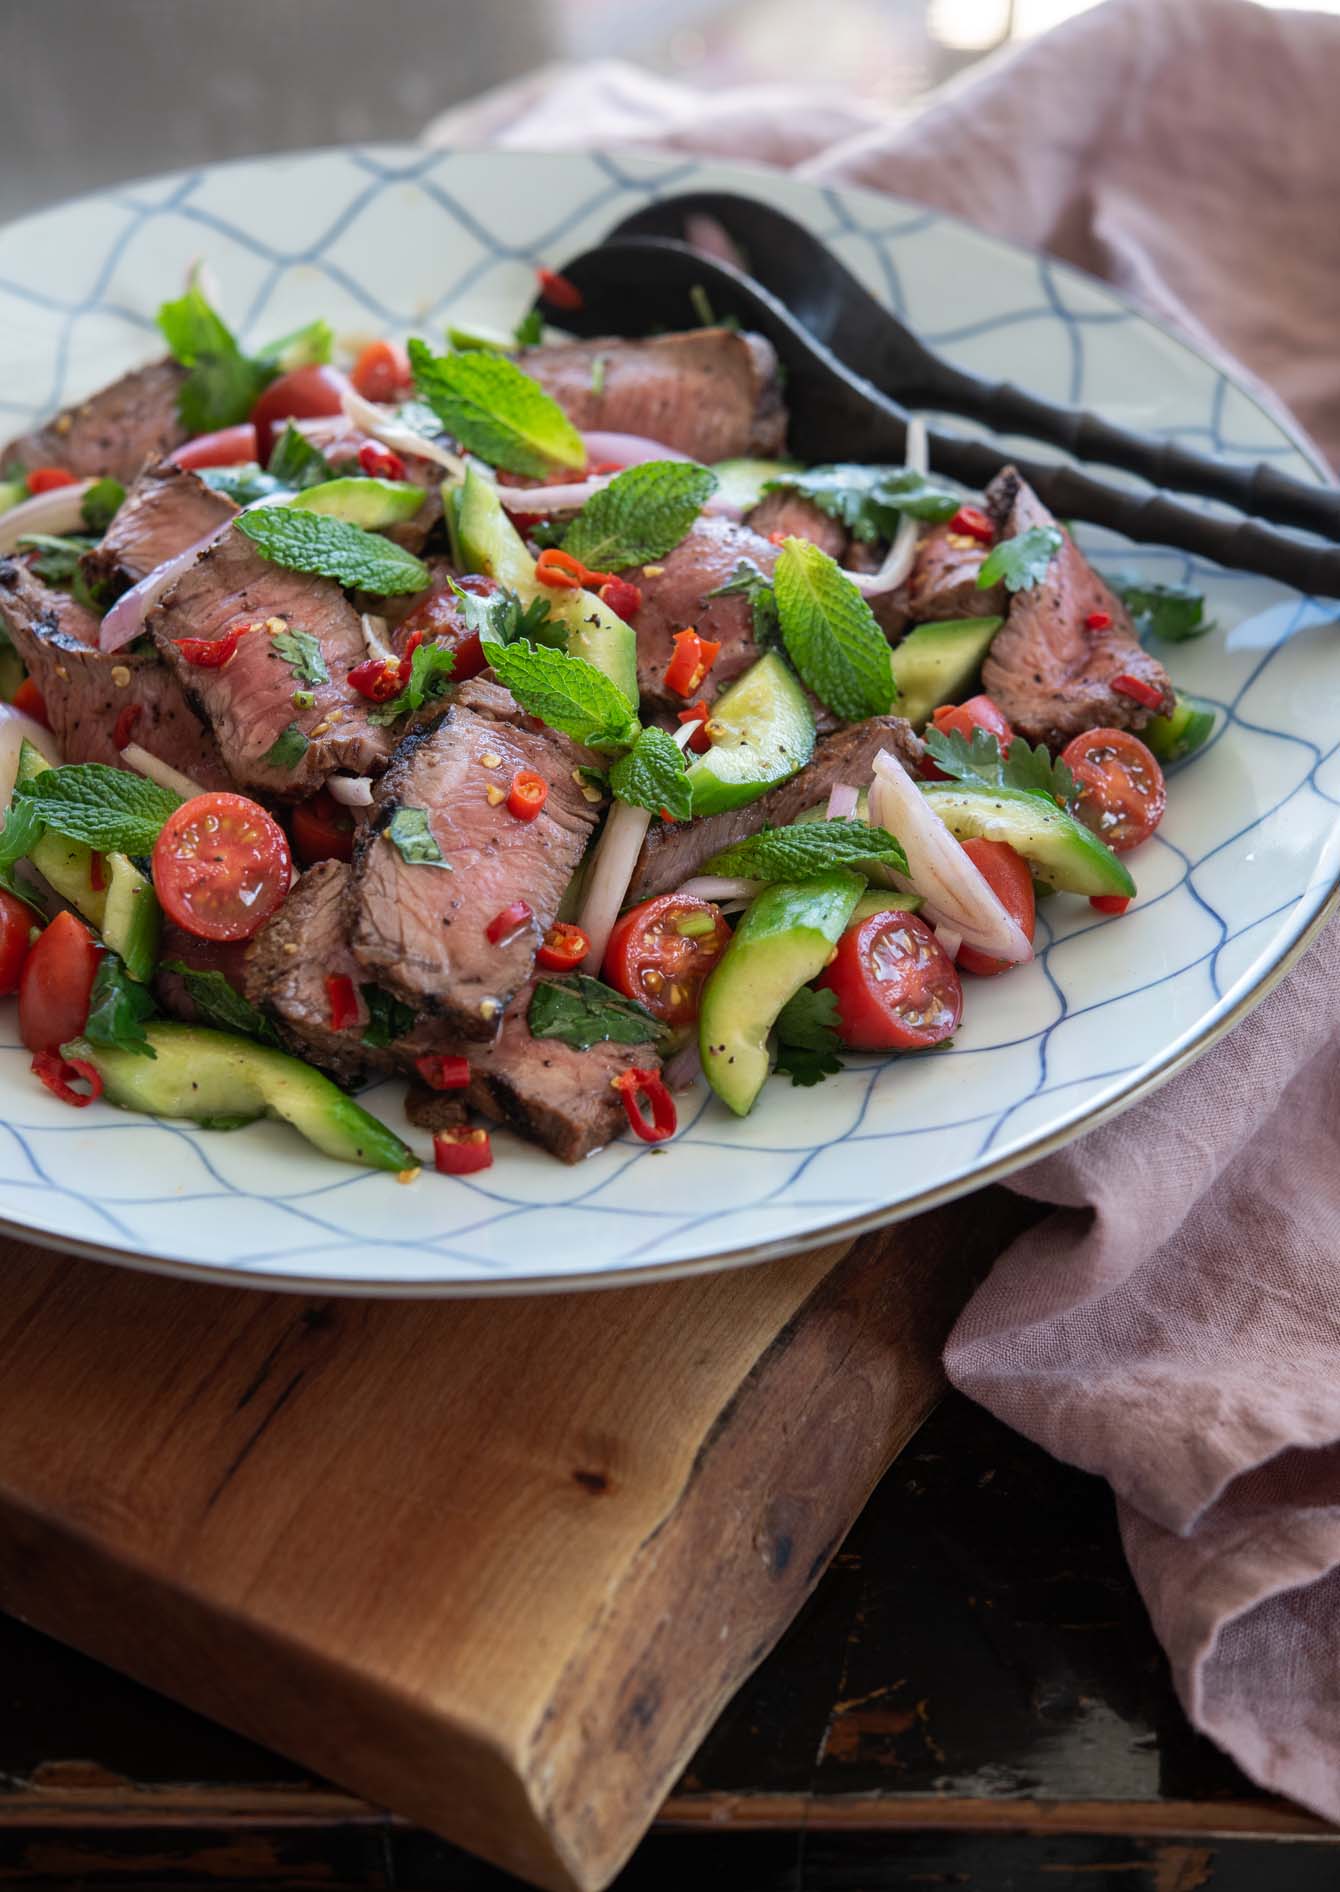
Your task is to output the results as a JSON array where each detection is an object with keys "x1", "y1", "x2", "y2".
[
  {"x1": 351, "y1": 339, "x2": 412, "y2": 404},
  {"x1": 0, "y1": 887, "x2": 33, "y2": 996},
  {"x1": 170, "y1": 422, "x2": 259, "y2": 470},
  {"x1": 1060, "y1": 727, "x2": 1166, "y2": 854},
  {"x1": 250, "y1": 365, "x2": 349, "y2": 462},
  {"x1": 291, "y1": 788, "x2": 356, "y2": 866},
  {"x1": 11, "y1": 677, "x2": 48, "y2": 727},
  {"x1": 604, "y1": 893, "x2": 732, "y2": 1027},
  {"x1": 816, "y1": 909, "x2": 962, "y2": 1051},
  {"x1": 923, "y1": 694, "x2": 1013, "y2": 779},
  {"x1": 956, "y1": 839, "x2": 1035, "y2": 978},
  {"x1": 396, "y1": 574, "x2": 495, "y2": 685},
  {"x1": 152, "y1": 792, "x2": 292, "y2": 942},
  {"x1": 18, "y1": 910, "x2": 98, "y2": 1053}
]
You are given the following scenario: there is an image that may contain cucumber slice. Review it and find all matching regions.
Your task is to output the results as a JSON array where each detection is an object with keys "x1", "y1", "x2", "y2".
[
  {"x1": 686, "y1": 652, "x2": 815, "y2": 816},
  {"x1": 291, "y1": 477, "x2": 426, "y2": 528},
  {"x1": 1143, "y1": 693, "x2": 1214, "y2": 765},
  {"x1": 891, "y1": 617, "x2": 1004, "y2": 729},
  {"x1": 711, "y1": 457, "x2": 802, "y2": 513},
  {"x1": 921, "y1": 783, "x2": 1135, "y2": 898},
  {"x1": 851, "y1": 890, "x2": 922, "y2": 924},
  {"x1": 699, "y1": 870, "x2": 863, "y2": 1117},
  {"x1": 0, "y1": 479, "x2": 27, "y2": 516},
  {"x1": 450, "y1": 466, "x2": 639, "y2": 704}
]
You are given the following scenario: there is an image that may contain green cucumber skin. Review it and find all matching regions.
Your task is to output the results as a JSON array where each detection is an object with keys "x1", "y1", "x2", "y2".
[
  {"x1": 66, "y1": 1024, "x2": 416, "y2": 1173},
  {"x1": 685, "y1": 651, "x2": 816, "y2": 816},
  {"x1": 699, "y1": 870, "x2": 863, "y2": 1117},
  {"x1": 710, "y1": 457, "x2": 802, "y2": 513},
  {"x1": 292, "y1": 477, "x2": 425, "y2": 527},
  {"x1": 1144, "y1": 695, "x2": 1214, "y2": 764},
  {"x1": 920, "y1": 783, "x2": 1136, "y2": 898},
  {"x1": 890, "y1": 616, "x2": 1004, "y2": 729}
]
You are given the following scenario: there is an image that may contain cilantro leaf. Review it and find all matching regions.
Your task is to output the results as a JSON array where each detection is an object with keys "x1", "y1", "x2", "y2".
[
  {"x1": 385, "y1": 806, "x2": 449, "y2": 869},
  {"x1": 608, "y1": 725, "x2": 692, "y2": 821},
  {"x1": 512, "y1": 309, "x2": 544, "y2": 347},
  {"x1": 528, "y1": 974, "x2": 669, "y2": 1052},
  {"x1": 484, "y1": 641, "x2": 639, "y2": 753},
  {"x1": 773, "y1": 537, "x2": 895, "y2": 720},
  {"x1": 263, "y1": 725, "x2": 309, "y2": 771},
  {"x1": 408, "y1": 339, "x2": 585, "y2": 479},
  {"x1": 706, "y1": 819, "x2": 907, "y2": 883},
  {"x1": 199, "y1": 465, "x2": 285, "y2": 506},
  {"x1": 238, "y1": 507, "x2": 430, "y2": 596},
  {"x1": 267, "y1": 422, "x2": 333, "y2": 491},
  {"x1": 449, "y1": 580, "x2": 560, "y2": 652},
  {"x1": 367, "y1": 641, "x2": 456, "y2": 726},
  {"x1": 1118, "y1": 579, "x2": 1211, "y2": 643},
  {"x1": 360, "y1": 984, "x2": 417, "y2": 1048},
  {"x1": 84, "y1": 954, "x2": 157, "y2": 1059},
  {"x1": 80, "y1": 478, "x2": 125, "y2": 534},
  {"x1": 977, "y1": 525, "x2": 1062, "y2": 594},
  {"x1": 922, "y1": 725, "x2": 1075, "y2": 806},
  {"x1": 561, "y1": 461, "x2": 717, "y2": 572},
  {"x1": 161, "y1": 961, "x2": 280, "y2": 1045},
  {"x1": 16, "y1": 533, "x2": 96, "y2": 585},
  {"x1": 706, "y1": 558, "x2": 780, "y2": 647},
  {"x1": 762, "y1": 464, "x2": 961, "y2": 541},
  {"x1": 268, "y1": 625, "x2": 329, "y2": 687},
  {"x1": 773, "y1": 986, "x2": 843, "y2": 1087},
  {"x1": 12, "y1": 764, "x2": 180, "y2": 853}
]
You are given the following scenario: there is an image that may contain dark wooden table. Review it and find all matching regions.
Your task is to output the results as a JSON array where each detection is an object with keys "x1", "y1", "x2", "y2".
[{"x1": 1, "y1": 1394, "x2": 1334, "y2": 1890}]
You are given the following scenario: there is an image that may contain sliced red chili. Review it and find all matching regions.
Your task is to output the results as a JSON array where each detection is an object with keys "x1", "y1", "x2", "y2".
[
  {"x1": 537, "y1": 920, "x2": 589, "y2": 971},
  {"x1": 414, "y1": 1053, "x2": 471, "y2": 1091},
  {"x1": 113, "y1": 701, "x2": 142, "y2": 750},
  {"x1": 535, "y1": 267, "x2": 584, "y2": 312},
  {"x1": 612, "y1": 1067, "x2": 677, "y2": 1144},
  {"x1": 175, "y1": 624, "x2": 250, "y2": 669},
  {"x1": 486, "y1": 899, "x2": 533, "y2": 945},
  {"x1": 507, "y1": 770, "x2": 548, "y2": 821},
  {"x1": 12, "y1": 678, "x2": 48, "y2": 727},
  {"x1": 663, "y1": 628, "x2": 721, "y2": 699},
  {"x1": 1110, "y1": 672, "x2": 1165, "y2": 711},
  {"x1": 357, "y1": 440, "x2": 407, "y2": 481},
  {"x1": 767, "y1": 530, "x2": 787, "y2": 547},
  {"x1": 949, "y1": 504, "x2": 995, "y2": 544},
  {"x1": 433, "y1": 1126, "x2": 494, "y2": 1175},
  {"x1": 1090, "y1": 893, "x2": 1132, "y2": 914},
  {"x1": 534, "y1": 547, "x2": 615, "y2": 591},
  {"x1": 26, "y1": 467, "x2": 78, "y2": 496},
  {"x1": 347, "y1": 655, "x2": 402, "y2": 702},
  {"x1": 599, "y1": 577, "x2": 643, "y2": 619},
  {"x1": 89, "y1": 852, "x2": 106, "y2": 894},
  {"x1": 31, "y1": 1050, "x2": 102, "y2": 1108},
  {"x1": 325, "y1": 972, "x2": 358, "y2": 1031},
  {"x1": 676, "y1": 701, "x2": 712, "y2": 754},
  {"x1": 396, "y1": 626, "x2": 425, "y2": 682},
  {"x1": 1085, "y1": 610, "x2": 1112, "y2": 632}
]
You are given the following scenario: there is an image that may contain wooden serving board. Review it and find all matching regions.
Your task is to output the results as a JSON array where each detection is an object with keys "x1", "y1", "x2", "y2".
[{"x1": 0, "y1": 1188, "x2": 1034, "y2": 1892}]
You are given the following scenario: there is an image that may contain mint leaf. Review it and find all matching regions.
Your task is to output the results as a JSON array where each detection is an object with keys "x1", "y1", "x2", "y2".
[
  {"x1": 81, "y1": 478, "x2": 125, "y2": 534},
  {"x1": 254, "y1": 318, "x2": 333, "y2": 373},
  {"x1": 367, "y1": 641, "x2": 455, "y2": 726},
  {"x1": 923, "y1": 725, "x2": 1075, "y2": 806},
  {"x1": 763, "y1": 464, "x2": 961, "y2": 541},
  {"x1": 162, "y1": 961, "x2": 280, "y2": 1045},
  {"x1": 360, "y1": 984, "x2": 417, "y2": 1048},
  {"x1": 408, "y1": 339, "x2": 585, "y2": 479},
  {"x1": 774, "y1": 985, "x2": 842, "y2": 1087},
  {"x1": 977, "y1": 525, "x2": 1062, "y2": 594},
  {"x1": 449, "y1": 580, "x2": 560, "y2": 652},
  {"x1": 13, "y1": 763, "x2": 180, "y2": 853},
  {"x1": 706, "y1": 819, "x2": 907, "y2": 883},
  {"x1": 1118, "y1": 579, "x2": 1211, "y2": 643},
  {"x1": 773, "y1": 537, "x2": 895, "y2": 720},
  {"x1": 263, "y1": 724, "x2": 309, "y2": 771},
  {"x1": 267, "y1": 422, "x2": 332, "y2": 491},
  {"x1": 238, "y1": 507, "x2": 429, "y2": 596},
  {"x1": 528, "y1": 974, "x2": 669, "y2": 1052},
  {"x1": 385, "y1": 806, "x2": 449, "y2": 869},
  {"x1": 485, "y1": 641, "x2": 639, "y2": 752},
  {"x1": 608, "y1": 725, "x2": 692, "y2": 821},
  {"x1": 706, "y1": 558, "x2": 780, "y2": 647},
  {"x1": 199, "y1": 464, "x2": 285, "y2": 506},
  {"x1": 513, "y1": 309, "x2": 544, "y2": 347},
  {"x1": 268, "y1": 624, "x2": 329, "y2": 687},
  {"x1": 561, "y1": 461, "x2": 717, "y2": 571},
  {"x1": 16, "y1": 532, "x2": 96, "y2": 585},
  {"x1": 85, "y1": 954, "x2": 157, "y2": 1058},
  {"x1": 0, "y1": 800, "x2": 47, "y2": 911}
]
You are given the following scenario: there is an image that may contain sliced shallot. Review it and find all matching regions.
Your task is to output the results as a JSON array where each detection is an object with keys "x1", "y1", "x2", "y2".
[
  {"x1": 579, "y1": 430, "x2": 692, "y2": 468},
  {"x1": 0, "y1": 703, "x2": 60, "y2": 814},
  {"x1": 360, "y1": 612, "x2": 393, "y2": 662},
  {"x1": 328, "y1": 774, "x2": 374, "y2": 808},
  {"x1": 825, "y1": 781, "x2": 859, "y2": 821},
  {"x1": 844, "y1": 417, "x2": 928, "y2": 601},
  {"x1": 340, "y1": 385, "x2": 466, "y2": 479},
  {"x1": 120, "y1": 743, "x2": 207, "y2": 800},
  {"x1": 932, "y1": 922, "x2": 963, "y2": 963},
  {"x1": 674, "y1": 874, "x2": 765, "y2": 903},
  {"x1": 578, "y1": 798, "x2": 652, "y2": 975},
  {"x1": 0, "y1": 479, "x2": 95, "y2": 553},
  {"x1": 663, "y1": 1035, "x2": 704, "y2": 1092}
]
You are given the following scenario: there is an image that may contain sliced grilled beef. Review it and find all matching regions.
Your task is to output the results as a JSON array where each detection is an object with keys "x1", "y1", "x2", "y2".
[
  {"x1": 904, "y1": 523, "x2": 1006, "y2": 624},
  {"x1": 4, "y1": 360, "x2": 188, "y2": 484},
  {"x1": 154, "y1": 922, "x2": 251, "y2": 1024},
  {"x1": 467, "y1": 985, "x2": 657, "y2": 1164},
  {"x1": 631, "y1": 517, "x2": 779, "y2": 716},
  {"x1": 629, "y1": 715, "x2": 925, "y2": 901},
  {"x1": 147, "y1": 524, "x2": 392, "y2": 795},
  {"x1": 404, "y1": 1083, "x2": 469, "y2": 1133},
  {"x1": 0, "y1": 556, "x2": 231, "y2": 783},
  {"x1": 80, "y1": 462, "x2": 237, "y2": 598},
  {"x1": 347, "y1": 700, "x2": 598, "y2": 1037},
  {"x1": 981, "y1": 468, "x2": 1174, "y2": 750},
  {"x1": 521, "y1": 330, "x2": 787, "y2": 462},
  {"x1": 745, "y1": 492, "x2": 847, "y2": 561}
]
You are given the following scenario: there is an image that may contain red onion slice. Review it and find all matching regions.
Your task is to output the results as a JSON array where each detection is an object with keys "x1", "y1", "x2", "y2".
[
  {"x1": 0, "y1": 703, "x2": 60, "y2": 812},
  {"x1": 578, "y1": 798, "x2": 652, "y2": 974},
  {"x1": 120, "y1": 743, "x2": 205, "y2": 800},
  {"x1": 0, "y1": 479, "x2": 95, "y2": 554},
  {"x1": 580, "y1": 430, "x2": 691, "y2": 468},
  {"x1": 99, "y1": 523, "x2": 230, "y2": 652},
  {"x1": 825, "y1": 781, "x2": 859, "y2": 821},
  {"x1": 675, "y1": 874, "x2": 765, "y2": 903},
  {"x1": 663, "y1": 1035, "x2": 704, "y2": 1092},
  {"x1": 340, "y1": 386, "x2": 466, "y2": 477},
  {"x1": 495, "y1": 469, "x2": 742, "y2": 522},
  {"x1": 933, "y1": 921, "x2": 963, "y2": 963},
  {"x1": 843, "y1": 418, "x2": 928, "y2": 600},
  {"x1": 328, "y1": 774, "x2": 374, "y2": 808}
]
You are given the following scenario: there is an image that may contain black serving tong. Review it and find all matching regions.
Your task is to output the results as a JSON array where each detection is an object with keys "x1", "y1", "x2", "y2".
[
  {"x1": 604, "y1": 189, "x2": 1340, "y2": 548},
  {"x1": 537, "y1": 235, "x2": 1340, "y2": 598}
]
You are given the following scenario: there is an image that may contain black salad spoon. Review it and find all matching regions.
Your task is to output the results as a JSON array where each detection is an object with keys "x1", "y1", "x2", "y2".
[
  {"x1": 537, "y1": 238, "x2": 1340, "y2": 598},
  {"x1": 603, "y1": 190, "x2": 1340, "y2": 545}
]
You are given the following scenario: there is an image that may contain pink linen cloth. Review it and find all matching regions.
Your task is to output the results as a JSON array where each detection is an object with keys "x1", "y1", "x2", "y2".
[{"x1": 425, "y1": 0, "x2": 1340, "y2": 1825}]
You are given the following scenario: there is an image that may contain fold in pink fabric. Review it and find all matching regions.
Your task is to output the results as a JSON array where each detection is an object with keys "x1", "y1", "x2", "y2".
[{"x1": 426, "y1": 0, "x2": 1340, "y2": 1825}]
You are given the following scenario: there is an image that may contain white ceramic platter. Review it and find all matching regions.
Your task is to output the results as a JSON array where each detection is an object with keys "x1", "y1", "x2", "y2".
[{"x1": 0, "y1": 146, "x2": 1335, "y2": 1294}]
